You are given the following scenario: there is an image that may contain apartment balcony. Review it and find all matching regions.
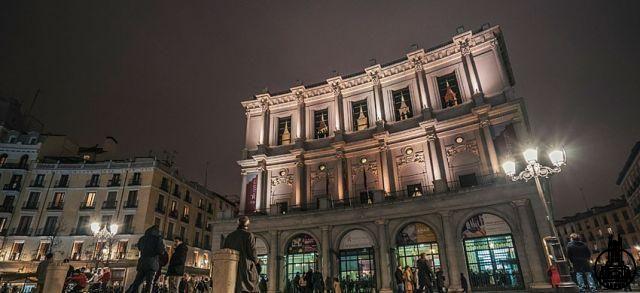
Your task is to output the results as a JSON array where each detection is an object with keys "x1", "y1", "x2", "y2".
[
  {"x1": 160, "y1": 184, "x2": 169, "y2": 192},
  {"x1": 102, "y1": 201, "x2": 118, "y2": 210},
  {"x1": 70, "y1": 228, "x2": 91, "y2": 236},
  {"x1": 35, "y1": 228, "x2": 57, "y2": 236},
  {"x1": 9, "y1": 228, "x2": 33, "y2": 236},
  {"x1": 107, "y1": 179, "x2": 121, "y2": 187},
  {"x1": 80, "y1": 202, "x2": 96, "y2": 210},
  {"x1": 195, "y1": 220, "x2": 203, "y2": 228},
  {"x1": 172, "y1": 190, "x2": 182, "y2": 198},
  {"x1": 155, "y1": 205, "x2": 166, "y2": 214},
  {"x1": 181, "y1": 215, "x2": 190, "y2": 223},
  {"x1": 3, "y1": 182, "x2": 21, "y2": 192},
  {"x1": 54, "y1": 180, "x2": 69, "y2": 188},
  {"x1": 85, "y1": 180, "x2": 100, "y2": 188},
  {"x1": 123, "y1": 200, "x2": 138, "y2": 209},
  {"x1": 21, "y1": 201, "x2": 39, "y2": 210},
  {"x1": 0, "y1": 205, "x2": 14, "y2": 213},
  {"x1": 168, "y1": 210, "x2": 178, "y2": 219},
  {"x1": 129, "y1": 179, "x2": 141, "y2": 186},
  {"x1": 29, "y1": 180, "x2": 45, "y2": 188},
  {"x1": 0, "y1": 163, "x2": 29, "y2": 170},
  {"x1": 47, "y1": 201, "x2": 64, "y2": 210},
  {"x1": 121, "y1": 226, "x2": 135, "y2": 234}
]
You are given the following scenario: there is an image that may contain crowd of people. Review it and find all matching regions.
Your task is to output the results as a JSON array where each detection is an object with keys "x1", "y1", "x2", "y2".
[{"x1": 394, "y1": 253, "x2": 447, "y2": 293}]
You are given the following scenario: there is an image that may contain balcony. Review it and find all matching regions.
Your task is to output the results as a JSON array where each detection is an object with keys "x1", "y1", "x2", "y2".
[
  {"x1": 29, "y1": 180, "x2": 45, "y2": 188},
  {"x1": 70, "y1": 228, "x2": 91, "y2": 236},
  {"x1": 0, "y1": 205, "x2": 14, "y2": 213},
  {"x1": 107, "y1": 179, "x2": 121, "y2": 187},
  {"x1": 168, "y1": 210, "x2": 178, "y2": 219},
  {"x1": 54, "y1": 180, "x2": 69, "y2": 188},
  {"x1": 85, "y1": 180, "x2": 100, "y2": 188},
  {"x1": 102, "y1": 201, "x2": 118, "y2": 210},
  {"x1": 155, "y1": 205, "x2": 166, "y2": 214},
  {"x1": 195, "y1": 219, "x2": 203, "y2": 228},
  {"x1": 22, "y1": 201, "x2": 39, "y2": 210},
  {"x1": 35, "y1": 228, "x2": 57, "y2": 236},
  {"x1": 9, "y1": 228, "x2": 33, "y2": 236},
  {"x1": 123, "y1": 200, "x2": 138, "y2": 209},
  {"x1": 47, "y1": 201, "x2": 64, "y2": 210},
  {"x1": 80, "y1": 202, "x2": 96, "y2": 210},
  {"x1": 172, "y1": 190, "x2": 182, "y2": 198},
  {"x1": 181, "y1": 215, "x2": 190, "y2": 223},
  {"x1": 3, "y1": 182, "x2": 21, "y2": 192},
  {"x1": 160, "y1": 184, "x2": 169, "y2": 192},
  {"x1": 0, "y1": 163, "x2": 28, "y2": 170},
  {"x1": 121, "y1": 226, "x2": 135, "y2": 234},
  {"x1": 129, "y1": 178, "x2": 141, "y2": 186}
]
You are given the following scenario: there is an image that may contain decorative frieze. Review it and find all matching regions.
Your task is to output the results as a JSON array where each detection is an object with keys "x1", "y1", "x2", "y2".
[
  {"x1": 271, "y1": 169, "x2": 294, "y2": 187},
  {"x1": 445, "y1": 141, "x2": 479, "y2": 158},
  {"x1": 397, "y1": 151, "x2": 425, "y2": 167}
]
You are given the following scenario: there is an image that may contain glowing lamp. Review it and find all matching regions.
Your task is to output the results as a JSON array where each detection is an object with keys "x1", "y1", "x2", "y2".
[
  {"x1": 360, "y1": 157, "x2": 367, "y2": 164},
  {"x1": 90, "y1": 222, "x2": 101, "y2": 234},
  {"x1": 109, "y1": 224, "x2": 119, "y2": 235},
  {"x1": 502, "y1": 161, "x2": 516, "y2": 176},
  {"x1": 522, "y1": 148, "x2": 538, "y2": 163},
  {"x1": 549, "y1": 150, "x2": 566, "y2": 166}
]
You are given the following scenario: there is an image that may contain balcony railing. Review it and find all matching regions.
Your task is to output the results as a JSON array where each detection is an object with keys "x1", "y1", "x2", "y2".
[
  {"x1": 102, "y1": 201, "x2": 118, "y2": 209},
  {"x1": 54, "y1": 180, "x2": 69, "y2": 188},
  {"x1": 122, "y1": 226, "x2": 135, "y2": 234},
  {"x1": 80, "y1": 202, "x2": 96, "y2": 209},
  {"x1": 168, "y1": 210, "x2": 178, "y2": 219},
  {"x1": 70, "y1": 228, "x2": 91, "y2": 236},
  {"x1": 29, "y1": 180, "x2": 45, "y2": 187},
  {"x1": 85, "y1": 180, "x2": 100, "y2": 187},
  {"x1": 48, "y1": 201, "x2": 64, "y2": 210},
  {"x1": 181, "y1": 215, "x2": 190, "y2": 223},
  {"x1": 0, "y1": 205, "x2": 14, "y2": 213},
  {"x1": 129, "y1": 178, "x2": 141, "y2": 186},
  {"x1": 22, "y1": 201, "x2": 39, "y2": 210},
  {"x1": 0, "y1": 163, "x2": 29, "y2": 170},
  {"x1": 155, "y1": 205, "x2": 166, "y2": 214},
  {"x1": 160, "y1": 184, "x2": 169, "y2": 192},
  {"x1": 9, "y1": 228, "x2": 33, "y2": 236},
  {"x1": 35, "y1": 228, "x2": 57, "y2": 236},
  {"x1": 172, "y1": 190, "x2": 182, "y2": 198},
  {"x1": 107, "y1": 179, "x2": 121, "y2": 187},
  {"x1": 3, "y1": 182, "x2": 21, "y2": 191},
  {"x1": 124, "y1": 200, "x2": 138, "y2": 209}
]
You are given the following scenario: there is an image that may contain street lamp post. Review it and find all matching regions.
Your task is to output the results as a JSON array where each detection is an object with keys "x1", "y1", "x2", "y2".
[
  {"x1": 502, "y1": 148, "x2": 577, "y2": 289},
  {"x1": 90, "y1": 222, "x2": 118, "y2": 268}
]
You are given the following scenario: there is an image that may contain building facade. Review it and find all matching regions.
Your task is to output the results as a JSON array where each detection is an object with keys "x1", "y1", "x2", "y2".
[
  {"x1": 214, "y1": 25, "x2": 557, "y2": 292},
  {"x1": 618, "y1": 141, "x2": 640, "y2": 224},
  {"x1": 555, "y1": 197, "x2": 640, "y2": 262},
  {"x1": 0, "y1": 147, "x2": 235, "y2": 287}
]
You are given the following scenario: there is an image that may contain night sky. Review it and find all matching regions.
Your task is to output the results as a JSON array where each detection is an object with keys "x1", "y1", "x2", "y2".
[{"x1": 1, "y1": 1, "x2": 639, "y2": 217}]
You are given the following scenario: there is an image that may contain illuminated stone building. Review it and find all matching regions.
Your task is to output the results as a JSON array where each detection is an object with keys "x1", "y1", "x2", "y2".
[{"x1": 214, "y1": 25, "x2": 557, "y2": 292}]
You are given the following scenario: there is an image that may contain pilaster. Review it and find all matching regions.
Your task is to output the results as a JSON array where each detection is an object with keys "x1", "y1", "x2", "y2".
[
  {"x1": 375, "y1": 219, "x2": 392, "y2": 293},
  {"x1": 512, "y1": 199, "x2": 551, "y2": 290},
  {"x1": 320, "y1": 225, "x2": 331, "y2": 283},
  {"x1": 439, "y1": 211, "x2": 462, "y2": 291},
  {"x1": 268, "y1": 230, "x2": 280, "y2": 293}
]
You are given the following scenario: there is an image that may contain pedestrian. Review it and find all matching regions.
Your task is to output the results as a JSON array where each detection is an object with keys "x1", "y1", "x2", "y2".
[
  {"x1": 403, "y1": 266, "x2": 414, "y2": 293},
  {"x1": 305, "y1": 268, "x2": 314, "y2": 292},
  {"x1": 126, "y1": 225, "x2": 167, "y2": 293},
  {"x1": 547, "y1": 264, "x2": 561, "y2": 288},
  {"x1": 312, "y1": 270, "x2": 324, "y2": 293},
  {"x1": 167, "y1": 236, "x2": 188, "y2": 292},
  {"x1": 435, "y1": 269, "x2": 445, "y2": 293},
  {"x1": 566, "y1": 233, "x2": 596, "y2": 292},
  {"x1": 460, "y1": 273, "x2": 468, "y2": 293},
  {"x1": 332, "y1": 278, "x2": 342, "y2": 293},
  {"x1": 35, "y1": 253, "x2": 53, "y2": 292},
  {"x1": 293, "y1": 273, "x2": 301, "y2": 293},
  {"x1": 223, "y1": 216, "x2": 260, "y2": 293},
  {"x1": 395, "y1": 265, "x2": 405, "y2": 293},
  {"x1": 259, "y1": 275, "x2": 268, "y2": 293},
  {"x1": 298, "y1": 273, "x2": 308, "y2": 293},
  {"x1": 417, "y1": 253, "x2": 433, "y2": 293}
]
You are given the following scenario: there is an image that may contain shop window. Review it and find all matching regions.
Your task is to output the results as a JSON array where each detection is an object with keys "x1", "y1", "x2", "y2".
[
  {"x1": 351, "y1": 100, "x2": 369, "y2": 131},
  {"x1": 285, "y1": 234, "x2": 318, "y2": 283},
  {"x1": 437, "y1": 72, "x2": 462, "y2": 108},
  {"x1": 392, "y1": 87, "x2": 413, "y2": 121},
  {"x1": 314, "y1": 109, "x2": 329, "y2": 139},
  {"x1": 277, "y1": 116, "x2": 292, "y2": 145},
  {"x1": 396, "y1": 223, "x2": 440, "y2": 270}
]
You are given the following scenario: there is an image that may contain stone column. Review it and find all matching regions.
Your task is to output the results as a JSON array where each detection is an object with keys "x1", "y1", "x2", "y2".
[
  {"x1": 440, "y1": 211, "x2": 462, "y2": 291},
  {"x1": 381, "y1": 146, "x2": 396, "y2": 193},
  {"x1": 239, "y1": 172, "x2": 248, "y2": 214},
  {"x1": 480, "y1": 119, "x2": 501, "y2": 174},
  {"x1": 427, "y1": 132, "x2": 447, "y2": 192},
  {"x1": 462, "y1": 51, "x2": 482, "y2": 96},
  {"x1": 43, "y1": 261, "x2": 70, "y2": 293},
  {"x1": 295, "y1": 161, "x2": 306, "y2": 206},
  {"x1": 336, "y1": 153, "x2": 345, "y2": 200},
  {"x1": 366, "y1": 66, "x2": 385, "y2": 123},
  {"x1": 294, "y1": 89, "x2": 307, "y2": 143},
  {"x1": 257, "y1": 162, "x2": 268, "y2": 212},
  {"x1": 321, "y1": 226, "x2": 331, "y2": 281},
  {"x1": 261, "y1": 108, "x2": 271, "y2": 146},
  {"x1": 329, "y1": 79, "x2": 345, "y2": 136},
  {"x1": 375, "y1": 219, "x2": 392, "y2": 292},
  {"x1": 268, "y1": 230, "x2": 280, "y2": 293},
  {"x1": 212, "y1": 249, "x2": 240, "y2": 293},
  {"x1": 513, "y1": 199, "x2": 550, "y2": 289}
]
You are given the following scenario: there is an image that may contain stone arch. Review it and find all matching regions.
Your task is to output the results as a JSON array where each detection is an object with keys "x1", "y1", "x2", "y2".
[
  {"x1": 254, "y1": 233, "x2": 270, "y2": 255},
  {"x1": 455, "y1": 206, "x2": 519, "y2": 239},
  {"x1": 280, "y1": 230, "x2": 321, "y2": 256},
  {"x1": 390, "y1": 217, "x2": 443, "y2": 249}
]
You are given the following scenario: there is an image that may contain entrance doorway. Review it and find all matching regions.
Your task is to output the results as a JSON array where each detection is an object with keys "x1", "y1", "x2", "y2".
[
  {"x1": 395, "y1": 222, "x2": 441, "y2": 270},
  {"x1": 338, "y1": 230, "x2": 376, "y2": 292},
  {"x1": 285, "y1": 234, "x2": 318, "y2": 286}
]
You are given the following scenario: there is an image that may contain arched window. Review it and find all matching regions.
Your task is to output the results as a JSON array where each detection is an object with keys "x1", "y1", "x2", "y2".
[
  {"x1": 338, "y1": 229, "x2": 376, "y2": 291},
  {"x1": 256, "y1": 237, "x2": 269, "y2": 280},
  {"x1": 285, "y1": 234, "x2": 318, "y2": 283},
  {"x1": 395, "y1": 222, "x2": 440, "y2": 270}
]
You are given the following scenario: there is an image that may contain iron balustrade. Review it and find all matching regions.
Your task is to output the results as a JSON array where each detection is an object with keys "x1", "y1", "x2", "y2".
[
  {"x1": 107, "y1": 179, "x2": 121, "y2": 187},
  {"x1": 22, "y1": 201, "x2": 39, "y2": 210},
  {"x1": 85, "y1": 180, "x2": 100, "y2": 187},
  {"x1": 80, "y1": 202, "x2": 96, "y2": 209},
  {"x1": 0, "y1": 205, "x2": 14, "y2": 213},
  {"x1": 48, "y1": 201, "x2": 64, "y2": 210},
  {"x1": 123, "y1": 200, "x2": 138, "y2": 209},
  {"x1": 128, "y1": 179, "x2": 141, "y2": 186},
  {"x1": 102, "y1": 201, "x2": 118, "y2": 209},
  {"x1": 168, "y1": 210, "x2": 178, "y2": 219},
  {"x1": 3, "y1": 182, "x2": 21, "y2": 191},
  {"x1": 9, "y1": 228, "x2": 33, "y2": 236},
  {"x1": 29, "y1": 180, "x2": 45, "y2": 187},
  {"x1": 54, "y1": 180, "x2": 69, "y2": 188},
  {"x1": 0, "y1": 163, "x2": 29, "y2": 170},
  {"x1": 155, "y1": 205, "x2": 166, "y2": 214}
]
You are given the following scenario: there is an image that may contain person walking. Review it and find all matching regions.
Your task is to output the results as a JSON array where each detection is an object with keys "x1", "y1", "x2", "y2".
[
  {"x1": 167, "y1": 236, "x2": 188, "y2": 292},
  {"x1": 417, "y1": 254, "x2": 433, "y2": 293},
  {"x1": 566, "y1": 233, "x2": 596, "y2": 292},
  {"x1": 434, "y1": 269, "x2": 445, "y2": 293},
  {"x1": 126, "y1": 225, "x2": 167, "y2": 293},
  {"x1": 35, "y1": 253, "x2": 53, "y2": 293},
  {"x1": 403, "y1": 266, "x2": 415, "y2": 293},
  {"x1": 223, "y1": 216, "x2": 260, "y2": 293},
  {"x1": 460, "y1": 273, "x2": 468, "y2": 293},
  {"x1": 395, "y1": 265, "x2": 405, "y2": 293},
  {"x1": 332, "y1": 278, "x2": 342, "y2": 293},
  {"x1": 305, "y1": 268, "x2": 314, "y2": 293}
]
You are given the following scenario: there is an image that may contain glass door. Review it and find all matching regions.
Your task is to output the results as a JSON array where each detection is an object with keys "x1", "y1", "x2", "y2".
[{"x1": 339, "y1": 247, "x2": 376, "y2": 293}]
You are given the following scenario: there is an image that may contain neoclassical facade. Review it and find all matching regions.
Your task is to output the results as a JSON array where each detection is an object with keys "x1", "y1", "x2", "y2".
[{"x1": 214, "y1": 25, "x2": 555, "y2": 292}]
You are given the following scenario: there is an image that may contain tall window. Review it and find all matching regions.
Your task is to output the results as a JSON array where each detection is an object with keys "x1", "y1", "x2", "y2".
[
  {"x1": 17, "y1": 216, "x2": 32, "y2": 234},
  {"x1": 52, "y1": 192, "x2": 65, "y2": 208},
  {"x1": 313, "y1": 109, "x2": 329, "y2": 139},
  {"x1": 171, "y1": 201, "x2": 177, "y2": 212},
  {"x1": 0, "y1": 154, "x2": 7, "y2": 165},
  {"x1": 101, "y1": 215, "x2": 112, "y2": 228},
  {"x1": 57, "y1": 175, "x2": 69, "y2": 187},
  {"x1": 351, "y1": 100, "x2": 369, "y2": 131},
  {"x1": 76, "y1": 216, "x2": 90, "y2": 235},
  {"x1": 180, "y1": 226, "x2": 186, "y2": 240},
  {"x1": 437, "y1": 72, "x2": 462, "y2": 108},
  {"x1": 43, "y1": 216, "x2": 58, "y2": 235},
  {"x1": 84, "y1": 192, "x2": 96, "y2": 207},
  {"x1": 89, "y1": 174, "x2": 100, "y2": 186},
  {"x1": 110, "y1": 174, "x2": 121, "y2": 186},
  {"x1": 124, "y1": 215, "x2": 134, "y2": 233},
  {"x1": 106, "y1": 191, "x2": 117, "y2": 203},
  {"x1": 115, "y1": 241, "x2": 128, "y2": 259},
  {"x1": 392, "y1": 88, "x2": 413, "y2": 121},
  {"x1": 10, "y1": 242, "x2": 24, "y2": 261},
  {"x1": 71, "y1": 242, "x2": 83, "y2": 260},
  {"x1": 131, "y1": 172, "x2": 141, "y2": 185},
  {"x1": 167, "y1": 222, "x2": 174, "y2": 239},
  {"x1": 36, "y1": 242, "x2": 50, "y2": 260},
  {"x1": 127, "y1": 190, "x2": 138, "y2": 206},
  {"x1": 33, "y1": 174, "x2": 45, "y2": 187},
  {"x1": 277, "y1": 116, "x2": 292, "y2": 145},
  {"x1": 26, "y1": 191, "x2": 40, "y2": 208}
]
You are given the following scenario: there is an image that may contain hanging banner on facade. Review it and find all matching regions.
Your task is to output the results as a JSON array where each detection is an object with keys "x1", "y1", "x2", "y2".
[
  {"x1": 462, "y1": 213, "x2": 511, "y2": 239},
  {"x1": 396, "y1": 223, "x2": 437, "y2": 245},
  {"x1": 339, "y1": 230, "x2": 374, "y2": 250},
  {"x1": 287, "y1": 234, "x2": 317, "y2": 254},
  {"x1": 256, "y1": 237, "x2": 268, "y2": 255},
  {"x1": 245, "y1": 174, "x2": 258, "y2": 213}
]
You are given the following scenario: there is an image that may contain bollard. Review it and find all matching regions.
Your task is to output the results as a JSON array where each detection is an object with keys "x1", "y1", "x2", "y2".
[
  {"x1": 42, "y1": 261, "x2": 70, "y2": 293},
  {"x1": 213, "y1": 248, "x2": 239, "y2": 293}
]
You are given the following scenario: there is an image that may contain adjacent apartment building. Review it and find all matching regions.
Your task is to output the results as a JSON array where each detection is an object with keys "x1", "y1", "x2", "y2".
[
  {"x1": 213, "y1": 25, "x2": 559, "y2": 292},
  {"x1": 0, "y1": 130, "x2": 235, "y2": 287},
  {"x1": 618, "y1": 141, "x2": 640, "y2": 224},
  {"x1": 555, "y1": 197, "x2": 640, "y2": 261}
]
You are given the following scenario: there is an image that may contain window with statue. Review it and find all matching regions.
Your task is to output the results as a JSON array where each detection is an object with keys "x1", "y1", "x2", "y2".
[
  {"x1": 392, "y1": 87, "x2": 413, "y2": 121},
  {"x1": 437, "y1": 72, "x2": 462, "y2": 108},
  {"x1": 277, "y1": 116, "x2": 292, "y2": 145},
  {"x1": 314, "y1": 109, "x2": 329, "y2": 139},
  {"x1": 351, "y1": 99, "x2": 369, "y2": 131}
]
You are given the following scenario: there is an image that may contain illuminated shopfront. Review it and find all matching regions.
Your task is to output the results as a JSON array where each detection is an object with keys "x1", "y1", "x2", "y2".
[
  {"x1": 285, "y1": 234, "x2": 318, "y2": 282},
  {"x1": 395, "y1": 223, "x2": 441, "y2": 269},
  {"x1": 338, "y1": 230, "x2": 376, "y2": 292}
]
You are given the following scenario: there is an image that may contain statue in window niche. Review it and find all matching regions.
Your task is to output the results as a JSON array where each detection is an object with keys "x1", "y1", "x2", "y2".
[
  {"x1": 398, "y1": 96, "x2": 411, "y2": 120},
  {"x1": 443, "y1": 81, "x2": 459, "y2": 108},
  {"x1": 281, "y1": 121, "x2": 291, "y2": 145},
  {"x1": 356, "y1": 105, "x2": 368, "y2": 131},
  {"x1": 317, "y1": 115, "x2": 328, "y2": 137}
]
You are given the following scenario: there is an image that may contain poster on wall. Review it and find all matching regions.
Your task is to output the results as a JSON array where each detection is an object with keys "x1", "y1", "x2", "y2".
[
  {"x1": 287, "y1": 234, "x2": 318, "y2": 254},
  {"x1": 339, "y1": 230, "x2": 374, "y2": 250},
  {"x1": 396, "y1": 223, "x2": 437, "y2": 245},
  {"x1": 244, "y1": 174, "x2": 258, "y2": 213},
  {"x1": 462, "y1": 213, "x2": 511, "y2": 239}
]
